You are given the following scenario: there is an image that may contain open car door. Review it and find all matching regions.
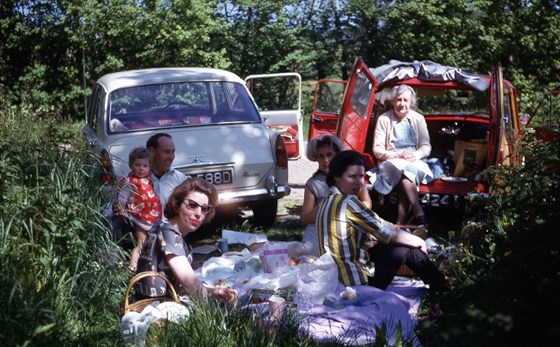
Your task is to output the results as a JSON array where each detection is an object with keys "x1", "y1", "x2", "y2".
[
  {"x1": 487, "y1": 63, "x2": 505, "y2": 168},
  {"x1": 308, "y1": 79, "x2": 347, "y2": 140},
  {"x1": 245, "y1": 72, "x2": 303, "y2": 159},
  {"x1": 337, "y1": 58, "x2": 379, "y2": 168}
]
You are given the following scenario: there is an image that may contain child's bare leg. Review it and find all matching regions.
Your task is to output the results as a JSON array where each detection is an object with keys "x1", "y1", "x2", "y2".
[{"x1": 129, "y1": 226, "x2": 147, "y2": 272}]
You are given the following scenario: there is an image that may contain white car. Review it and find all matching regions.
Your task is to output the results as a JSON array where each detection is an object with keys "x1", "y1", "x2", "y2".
[{"x1": 82, "y1": 67, "x2": 290, "y2": 227}]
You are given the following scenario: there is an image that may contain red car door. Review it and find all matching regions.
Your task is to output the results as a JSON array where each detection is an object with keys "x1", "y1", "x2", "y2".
[
  {"x1": 337, "y1": 58, "x2": 379, "y2": 168},
  {"x1": 487, "y1": 63, "x2": 504, "y2": 168},
  {"x1": 308, "y1": 79, "x2": 347, "y2": 140}
]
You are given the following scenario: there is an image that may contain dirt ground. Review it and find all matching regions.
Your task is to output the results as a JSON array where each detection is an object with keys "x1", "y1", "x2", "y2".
[{"x1": 276, "y1": 147, "x2": 316, "y2": 226}]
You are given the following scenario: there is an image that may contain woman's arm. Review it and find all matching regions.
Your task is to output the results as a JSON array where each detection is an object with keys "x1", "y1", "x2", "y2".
[
  {"x1": 358, "y1": 184, "x2": 372, "y2": 209},
  {"x1": 413, "y1": 112, "x2": 431, "y2": 160},
  {"x1": 390, "y1": 229, "x2": 427, "y2": 253},
  {"x1": 167, "y1": 254, "x2": 237, "y2": 303},
  {"x1": 373, "y1": 115, "x2": 396, "y2": 161},
  {"x1": 300, "y1": 186, "x2": 318, "y2": 225}
]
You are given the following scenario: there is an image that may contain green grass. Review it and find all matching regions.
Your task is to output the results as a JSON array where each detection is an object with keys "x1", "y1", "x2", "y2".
[{"x1": 2, "y1": 102, "x2": 559, "y2": 346}]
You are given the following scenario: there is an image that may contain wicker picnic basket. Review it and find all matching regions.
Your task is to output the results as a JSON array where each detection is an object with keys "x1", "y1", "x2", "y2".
[
  {"x1": 395, "y1": 226, "x2": 427, "y2": 278},
  {"x1": 123, "y1": 271, "x2": 180, "y2": 315}
]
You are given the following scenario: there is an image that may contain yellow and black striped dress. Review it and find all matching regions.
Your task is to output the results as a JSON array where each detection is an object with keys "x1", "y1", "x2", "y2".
[{"x1": 317, "y1": 187, "x2": 393, "y2": 286}]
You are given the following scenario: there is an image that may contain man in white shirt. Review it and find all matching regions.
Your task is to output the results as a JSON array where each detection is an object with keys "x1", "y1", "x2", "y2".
[
  {"x1": 146, "y1": 133, "x2": 188, "y2": 210},
  {"x1": 112, "y1": 133, "x2": 187, "y2": 247}
]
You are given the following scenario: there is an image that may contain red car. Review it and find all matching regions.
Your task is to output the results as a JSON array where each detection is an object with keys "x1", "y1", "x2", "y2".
[{"x1": 310, "y1": 58, "x2": 523, "y2": 230}]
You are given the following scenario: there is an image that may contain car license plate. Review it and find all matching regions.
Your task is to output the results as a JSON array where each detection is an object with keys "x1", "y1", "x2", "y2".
[
  {"x1": 419, "y1": 193, "x2": 463, "y2": 208},
  {"x1": 186, "y1": 169, "x2": 233, "y2": 185}
]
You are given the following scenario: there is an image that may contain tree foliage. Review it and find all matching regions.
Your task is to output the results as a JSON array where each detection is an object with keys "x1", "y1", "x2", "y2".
[{"x1": 0, "y1": 0, "x2": 559, "y2": 119}]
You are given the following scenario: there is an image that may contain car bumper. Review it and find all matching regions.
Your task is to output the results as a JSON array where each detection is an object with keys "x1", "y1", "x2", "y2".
[{"x1": 218, "y1": 183, "x2": 291, "y2": 205}]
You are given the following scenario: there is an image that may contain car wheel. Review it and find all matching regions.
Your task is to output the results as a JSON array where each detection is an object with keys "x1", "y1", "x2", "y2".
[{"x1": 252, "y1": 199, "x2": 278, "y2": 228}]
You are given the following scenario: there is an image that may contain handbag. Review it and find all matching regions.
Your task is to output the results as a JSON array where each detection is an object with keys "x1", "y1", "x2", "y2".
[{"x1": 123, "y1": 271, "x2": 180, "y2": 315}]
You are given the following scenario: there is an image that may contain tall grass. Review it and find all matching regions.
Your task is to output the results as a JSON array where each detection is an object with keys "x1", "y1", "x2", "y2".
[{"x1": 0, "y1": 106, "x2": 129, "y2": 345}]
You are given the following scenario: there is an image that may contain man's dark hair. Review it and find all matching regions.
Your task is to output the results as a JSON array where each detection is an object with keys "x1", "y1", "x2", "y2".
[
  {"x1": 146, "y1": 133, "x2": 172, "y2": 149},
  {"x1": 326, "y1": 150, "x2": 365, "y2": 187}
]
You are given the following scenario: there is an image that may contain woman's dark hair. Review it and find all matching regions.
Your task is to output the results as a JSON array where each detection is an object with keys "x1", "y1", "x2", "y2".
[
  {"x1": 326, "y1": 150, "x2": 365, "y2": 187},
  {"x1": 165, "y1": 178, "x2": 219, "y2": 223}
]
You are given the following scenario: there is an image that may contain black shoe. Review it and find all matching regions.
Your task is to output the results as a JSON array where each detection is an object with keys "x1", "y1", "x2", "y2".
[{"x1": 415, "y1": 215, "x2": 426, "y2": 226}]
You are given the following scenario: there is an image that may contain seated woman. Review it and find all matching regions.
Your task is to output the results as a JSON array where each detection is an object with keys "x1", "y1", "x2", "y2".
[
  {"x1": 135, "y1": 177, "x2": 237, "y2": 303},
  {"x1": 289, "y1": 134, "x2": 371, "y2": 258},
  {"x1": 317, "y1": 150, "x2": 445, "y2": 292},
  {"x1": 371, "y1": 84, "x2": 434, "y2": 226}
]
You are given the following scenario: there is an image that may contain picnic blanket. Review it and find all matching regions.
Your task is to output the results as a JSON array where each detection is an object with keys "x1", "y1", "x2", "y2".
[{"x1": 195, "y1": 242, "x2": 427, "y2": 346}]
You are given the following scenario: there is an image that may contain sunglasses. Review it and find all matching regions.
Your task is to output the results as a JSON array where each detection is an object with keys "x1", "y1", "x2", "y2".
[{"x1": 183, "y1": 199, "x2": 213, "y2": 215}]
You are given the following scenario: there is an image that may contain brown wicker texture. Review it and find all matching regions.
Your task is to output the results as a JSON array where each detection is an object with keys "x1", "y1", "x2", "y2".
[
  {"x1": 123, "y1": 271, "x2": 180, "y2": 315},
  {"x1": 395, "y1": 226, "x2": 427, "y2": 277}
]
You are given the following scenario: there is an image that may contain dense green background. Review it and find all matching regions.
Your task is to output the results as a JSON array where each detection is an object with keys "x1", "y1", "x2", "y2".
[
  {"x1": 1, "y1": 0, "x2": 559, "y2": 122},
  {"x1": 1, "y1": 1, "x2": 560, "y2": 346}
]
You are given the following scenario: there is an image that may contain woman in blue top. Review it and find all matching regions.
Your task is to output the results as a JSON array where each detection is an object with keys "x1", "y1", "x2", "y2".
[{"x1": 371, "y1": 85, "x2": 434, "y2": 225}]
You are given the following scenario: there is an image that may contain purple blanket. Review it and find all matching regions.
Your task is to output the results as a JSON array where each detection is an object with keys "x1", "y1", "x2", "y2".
[{"x1": 299, "y1": 280, "x2": 427, "y2": 346}]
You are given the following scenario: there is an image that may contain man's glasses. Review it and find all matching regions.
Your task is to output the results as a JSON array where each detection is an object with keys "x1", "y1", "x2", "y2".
[{"x1": 183, "y1": 199, "x2": 213, "y2": 215}]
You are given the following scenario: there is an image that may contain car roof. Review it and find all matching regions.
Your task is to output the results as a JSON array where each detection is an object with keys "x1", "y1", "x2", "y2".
[{"x1": 96, "y1": 67, "x2": 246, "y2": 93}]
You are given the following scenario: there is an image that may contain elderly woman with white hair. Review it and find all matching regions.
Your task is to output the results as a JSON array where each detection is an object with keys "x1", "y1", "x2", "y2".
[{"x1": 371, "y1": 84, "x2": 434, "y2": 226}]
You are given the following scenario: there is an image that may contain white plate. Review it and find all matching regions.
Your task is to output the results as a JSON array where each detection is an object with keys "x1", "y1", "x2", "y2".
[{"x1": 441, "y1": 177, "x2": 467, "y2": 182}]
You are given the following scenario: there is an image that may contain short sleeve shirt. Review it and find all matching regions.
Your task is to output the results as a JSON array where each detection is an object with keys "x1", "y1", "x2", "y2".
[{"x1": 154, "y1": 222, "x2": 193, "y2": 295}]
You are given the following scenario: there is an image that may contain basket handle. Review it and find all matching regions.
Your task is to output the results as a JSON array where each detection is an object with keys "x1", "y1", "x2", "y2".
[{"x1": 124, "y1": 271, "x2": 180, "y2": 311}]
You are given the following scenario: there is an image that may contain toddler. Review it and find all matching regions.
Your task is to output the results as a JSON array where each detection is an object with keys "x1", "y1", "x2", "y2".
[{"x1": 113, "y1": 147, "x2": 162, "y2": 272}]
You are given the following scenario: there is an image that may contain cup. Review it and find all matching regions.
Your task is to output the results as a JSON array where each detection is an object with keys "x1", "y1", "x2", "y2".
[
  {"x1": 216, "y1": 238, "x2": 228, "y2": 253},
  {"x1": 268, "y1": 295, "x2": 286, "y2": 321}
]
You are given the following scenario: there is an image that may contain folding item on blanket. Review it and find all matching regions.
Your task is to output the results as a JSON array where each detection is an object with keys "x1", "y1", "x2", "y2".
[{"x1": 261, "y1": 241, "x2": 290, "y2": 273}]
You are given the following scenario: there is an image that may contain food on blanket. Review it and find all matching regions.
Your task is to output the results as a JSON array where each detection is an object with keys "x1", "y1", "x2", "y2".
[
  {"x1": 247, "y1": 236, "x2": 266, "y2": 252},
  {"x1": 296, "y1": 255, "x2": 317, "y2": 264},
  {"x1": 234, "y1": 257, "x2": 262, "y2": 272},
  {"x1": 339, "y1": 286, "x2": 358, "y2": 301}
]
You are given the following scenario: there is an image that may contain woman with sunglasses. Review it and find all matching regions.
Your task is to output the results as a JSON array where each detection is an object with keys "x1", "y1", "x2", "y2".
[{"x1": 136, "y1": 177, "x2": 237, "y2": 303}]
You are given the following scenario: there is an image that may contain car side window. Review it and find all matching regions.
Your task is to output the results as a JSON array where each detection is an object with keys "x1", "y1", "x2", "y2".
[
  {"x1": 350, "y1": 70, "x2": 374, "y2": 119},
  {"x1": 88, "y1": 85, "x2": 105, "y2": 132}
]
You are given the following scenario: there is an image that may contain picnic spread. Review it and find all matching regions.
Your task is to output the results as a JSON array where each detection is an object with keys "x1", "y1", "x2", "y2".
[{"x1": 194, "y1": 230, "x2": 429, "y2": 346}]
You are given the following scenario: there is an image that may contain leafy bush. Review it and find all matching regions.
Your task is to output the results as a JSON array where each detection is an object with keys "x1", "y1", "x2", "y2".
[{"x1": 420, "y1": 128, "x2": 560, "y2": 346}]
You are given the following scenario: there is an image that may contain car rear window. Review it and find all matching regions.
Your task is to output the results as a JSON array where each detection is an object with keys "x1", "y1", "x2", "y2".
[{"x1": 107, "y1": 81, "x2": 261, "y2": 133}]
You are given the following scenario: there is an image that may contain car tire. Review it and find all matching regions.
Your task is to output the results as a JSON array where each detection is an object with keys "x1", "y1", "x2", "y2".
[{"x1": 252, "y1": 199, "x2": 278, "y2": 228}]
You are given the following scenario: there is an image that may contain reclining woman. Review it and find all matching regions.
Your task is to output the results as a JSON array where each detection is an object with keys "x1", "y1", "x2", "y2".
[
  {"x1": 135, "y1": 177, "x2": 237, "y2": 303},
  {"x1": 289, "y1": 134, "x2": 371, "y2": 258},
  {"x1": 371, "y1": 84, "x2": 435, "y2": 226},
  {"x1": 316, "y1": 150, "x2": 445, "y2": 293}
]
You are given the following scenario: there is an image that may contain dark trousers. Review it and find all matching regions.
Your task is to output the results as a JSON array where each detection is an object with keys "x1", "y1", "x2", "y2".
[
  {"x1": 112, "y1": 215, "x2": 134, "y2": 249},
  {"x1": 368, "y1": 243, "x2": 446, "y2": 292}
]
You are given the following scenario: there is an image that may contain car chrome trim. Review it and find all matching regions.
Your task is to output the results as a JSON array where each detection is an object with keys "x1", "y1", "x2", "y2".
[{"x1": 218, "y1": 184, "x2": 291, "y2": 203}]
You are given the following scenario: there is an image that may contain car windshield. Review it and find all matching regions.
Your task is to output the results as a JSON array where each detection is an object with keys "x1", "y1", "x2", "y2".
[{"x1": 108, "y1": 81, "x2": 261, "y2": 133}]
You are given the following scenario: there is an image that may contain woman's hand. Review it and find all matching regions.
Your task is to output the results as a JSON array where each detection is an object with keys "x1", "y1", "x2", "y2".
[
  {"x1": 211, "y1": 287, "x2": 238, "y2": 304},
  {"x1": 399, "y1": 150, "x2": 416, "y2": 162}
]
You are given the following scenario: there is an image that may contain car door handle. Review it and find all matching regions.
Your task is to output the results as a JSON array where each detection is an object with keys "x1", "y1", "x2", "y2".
[{"x1": 312, "y1": 116, "x2": 322, "y2": 123}]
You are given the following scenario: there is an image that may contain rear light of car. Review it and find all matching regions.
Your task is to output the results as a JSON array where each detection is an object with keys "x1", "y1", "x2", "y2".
[
  {"x1": 100, "y1": 150, "x2": 114, "y2": 184},
  {"x1": 274, "y1": 135, "x2": 288, "y2": 168}
]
